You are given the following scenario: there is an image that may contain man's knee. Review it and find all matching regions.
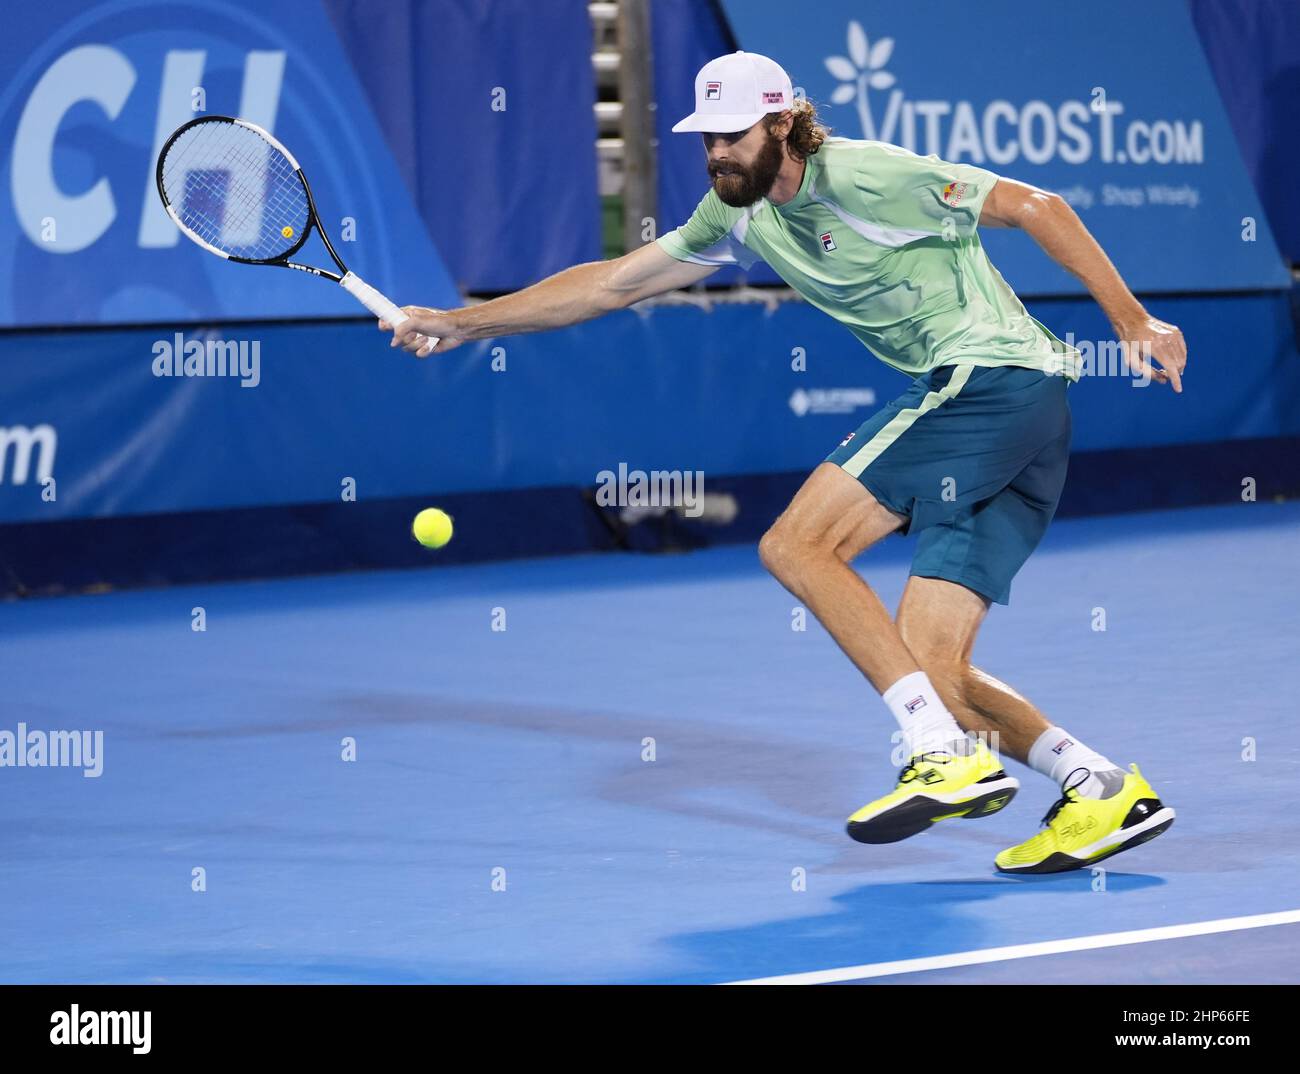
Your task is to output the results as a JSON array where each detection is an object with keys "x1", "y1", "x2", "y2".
[
  {"x1": 758, "y1": 523, "x2": 798, "y2": 579},
  {"x1": 759, "y1": 463, "x2": 902, "y2": 580},
  {"x1": 758, "y1": 518, "x2": 833, "y2": 580}
]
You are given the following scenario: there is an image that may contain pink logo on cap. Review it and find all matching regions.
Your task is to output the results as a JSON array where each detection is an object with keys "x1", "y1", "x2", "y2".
[{"x1": 705, "y1": 81, "x2": 722, "y2": 100}]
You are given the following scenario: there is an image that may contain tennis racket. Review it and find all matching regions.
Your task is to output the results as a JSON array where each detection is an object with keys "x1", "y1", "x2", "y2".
[{"x1": 155, "y1": 114, "x2": 434, "y2": 347}]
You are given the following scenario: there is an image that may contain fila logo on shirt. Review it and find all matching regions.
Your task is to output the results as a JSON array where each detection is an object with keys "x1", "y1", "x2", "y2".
[
  {"x1": 705, "y1": 81, "x2": 722, "y2": 100},
  {"x1": 904, "y1": 695, "x2": 927, "y2": 714},
  {"x1": 1051, "y1": 737, "x2": 1075, "y2": 755},
  {"x1": 820, "y1": 231, "x2": 837, "y2": 252}
]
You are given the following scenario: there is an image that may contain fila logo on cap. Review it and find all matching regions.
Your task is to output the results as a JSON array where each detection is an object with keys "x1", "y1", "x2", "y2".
[{"x1": 671, "y1": 51, "x2": 795, "y2": 134}]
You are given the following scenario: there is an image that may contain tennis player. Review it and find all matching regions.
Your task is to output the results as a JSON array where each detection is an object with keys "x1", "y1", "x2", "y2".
[{"x1": 382, "y1": 51, "x2": 1186, "y2": 873}]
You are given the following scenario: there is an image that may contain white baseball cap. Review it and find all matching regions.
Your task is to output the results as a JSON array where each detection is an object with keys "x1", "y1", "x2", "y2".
[{"x1": 671, "y1": 51, "x2": 794, "y2": 134}]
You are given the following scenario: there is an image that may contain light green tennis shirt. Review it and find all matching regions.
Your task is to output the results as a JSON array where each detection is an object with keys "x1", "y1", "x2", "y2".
[{"x1": 657, "y1": 138, "x2": 1080, "y2": 381}]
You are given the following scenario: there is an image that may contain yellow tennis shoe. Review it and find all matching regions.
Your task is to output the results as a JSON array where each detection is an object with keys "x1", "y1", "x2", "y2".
[
  {"x1": 995, "y1": 763, "x2": 1176, "y2": 874},
  {"x1": 846, "y1": 739, "x2": 1020, "y2": 844}
]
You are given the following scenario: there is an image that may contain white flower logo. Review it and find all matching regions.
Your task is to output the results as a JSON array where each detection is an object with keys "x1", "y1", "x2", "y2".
[{"x1": 825, "y1": 20, "x2": 896, "y2": 141}]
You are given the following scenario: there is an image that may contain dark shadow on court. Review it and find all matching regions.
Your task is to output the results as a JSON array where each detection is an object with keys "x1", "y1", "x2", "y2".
[{"x1": 647, "y1": 872, "x2": 1168, "y2": 984}]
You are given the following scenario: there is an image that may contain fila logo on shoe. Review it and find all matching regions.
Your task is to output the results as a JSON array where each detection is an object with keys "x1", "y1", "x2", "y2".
[{"x1": 1059, "y1": 817, "x2": 1098, "y2": 839}]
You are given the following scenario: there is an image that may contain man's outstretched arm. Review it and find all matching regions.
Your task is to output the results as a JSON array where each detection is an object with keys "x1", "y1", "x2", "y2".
[
  {"x1": 979, "y1": 177, "x2": 1188, "y2": 391},
  {"x1": 381, "y1": 243, "x2": 718, "y2": 356}
]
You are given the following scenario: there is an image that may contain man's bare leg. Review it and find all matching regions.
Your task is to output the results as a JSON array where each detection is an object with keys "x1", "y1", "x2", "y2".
[
  {"x1": 761, "y1": 466, "x2": 1024, "y2": 842},
  {"x1": 895, "y1": 572, "x2": 1136, "y2": 814},
  {"x1": 758, "y1": 462, "x2": 916, "y2": 691},
  {"x1": 894, "y1": 576, "x2": 1051, "y2": 764},
  {"x1": 759, "y1": 465, "x2": 1053, "y2": 762}
]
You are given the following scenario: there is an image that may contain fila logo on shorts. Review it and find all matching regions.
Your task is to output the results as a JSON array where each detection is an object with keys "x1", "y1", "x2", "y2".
[
  {"x1": 820, "y1": 231, "x2": 837, "y2": 252},
  {"x1": 705, "y1": 81, "x2": 722, "y2": 100},
  {"x1": 904, "y1": 695, "x2": 927, "y2": 714},
  {"x1": 1051, "y1": 737, "x2": 1074, "y2": 755}
]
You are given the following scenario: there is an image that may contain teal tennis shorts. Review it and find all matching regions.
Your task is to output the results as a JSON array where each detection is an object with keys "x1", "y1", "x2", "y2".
[{"x1": 825, "y1": 363, "x2": 1071, "y2": 605}]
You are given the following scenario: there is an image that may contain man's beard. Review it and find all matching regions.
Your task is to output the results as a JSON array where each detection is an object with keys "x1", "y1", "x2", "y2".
[{"x1": 709, "y1": 133, "x2": 785, "y2": 207}]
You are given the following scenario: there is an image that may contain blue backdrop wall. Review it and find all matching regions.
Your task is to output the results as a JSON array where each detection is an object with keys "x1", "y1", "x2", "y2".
[
  {"x1": 2, "y1": 0, "x2": 1298, "y2": 594},
  {"x1": 1189, "y1": 0, "x2": 1300, "y2": 265},
  {"x1": 653, "y1": 0, "x2": 1289, "y2": 297},
  {"x1": 2, "y1": 292, "x2": 1297, "y2": 525},
  {"x1": 0, "y1": 0, "x2": 599, "y2": 328}
]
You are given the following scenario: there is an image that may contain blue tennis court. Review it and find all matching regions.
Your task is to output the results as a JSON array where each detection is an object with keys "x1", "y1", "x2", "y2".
[
  {"x1": 2, "y1": 499, "x2": 1295, "y2": 984},
  {"x1": 3, "y1": 0, "x2": 1300, "y2": 1010}
]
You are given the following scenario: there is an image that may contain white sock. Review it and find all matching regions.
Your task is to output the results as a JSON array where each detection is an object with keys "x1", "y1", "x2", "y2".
[
  {"x1": 1028, "y1": 727, "x2": 1126, "y2": 799},
  {"x1": 883, "y1": 671, "x2": 966, "y2": 758}
]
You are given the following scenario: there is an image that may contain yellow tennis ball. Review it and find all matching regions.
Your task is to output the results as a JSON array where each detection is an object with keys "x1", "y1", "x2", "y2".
[
  {"x1": 411, "y1": 508, "x2": 453, "y2": 549},
  {"x1": 281, "y1": 225, "x2": 294, "y2": 238}
]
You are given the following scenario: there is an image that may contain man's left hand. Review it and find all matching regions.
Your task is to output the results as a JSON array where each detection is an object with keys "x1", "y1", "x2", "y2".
[{"x1": 1114, "y1": 314, "x2": 1187, "y2": 392}]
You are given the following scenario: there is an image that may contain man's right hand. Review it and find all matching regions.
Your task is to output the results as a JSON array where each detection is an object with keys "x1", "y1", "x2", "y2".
[{"x1": 379, "y1": 307, "x2": 467, "y2": 357}]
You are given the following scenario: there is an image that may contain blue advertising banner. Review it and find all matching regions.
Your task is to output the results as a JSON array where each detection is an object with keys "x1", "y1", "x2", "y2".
[
  {"x1": 2, "y1": 293, "x2": 1296, "y2": 524},
  {"x1": 321, "y1": 0, "x2": 601, "y2": 295},
  {"x1": 1190, "y1": 0, "x2": 1300, "y2": 264},
  {"x1": 0, "y1": 0, "x2": 600, "y2": 327},
  {"x1": 696, "y1": 0, "x2": 1289, "y2": 295}
]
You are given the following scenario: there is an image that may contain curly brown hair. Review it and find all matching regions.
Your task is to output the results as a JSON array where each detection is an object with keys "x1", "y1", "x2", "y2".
[{"x1": 764, "y1": 98, "x2": 829, "y2": 161}]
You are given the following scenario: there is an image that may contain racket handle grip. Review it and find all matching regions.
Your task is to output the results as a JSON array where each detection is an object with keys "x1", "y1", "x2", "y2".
[
  {"x1": 341, "y1": 272, "x2": 442, "y2": 353},
  {"x1": 340, "y1": 270, "x2": 408, "y2": 325}
]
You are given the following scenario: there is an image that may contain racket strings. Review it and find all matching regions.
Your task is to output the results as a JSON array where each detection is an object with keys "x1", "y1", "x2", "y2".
[
  {"x1": 161, "y1": 120, "x2": 310, "y2": 261},
  {"x1": 166, "y1": 124, "x2": 304, "y2": 253}
]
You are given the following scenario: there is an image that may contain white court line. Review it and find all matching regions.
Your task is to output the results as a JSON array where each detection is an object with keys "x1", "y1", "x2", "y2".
[{"x1": 726, "y1": 908, "x2": 1300, "y2": 985}]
